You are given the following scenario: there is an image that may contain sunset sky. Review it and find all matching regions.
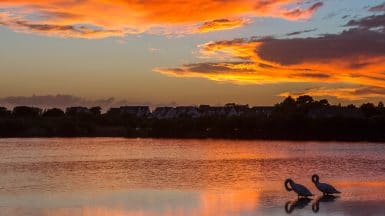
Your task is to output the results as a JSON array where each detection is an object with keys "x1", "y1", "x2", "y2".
[{"x1": 1, "y1": 0, "x2": 385, "y2": 107}]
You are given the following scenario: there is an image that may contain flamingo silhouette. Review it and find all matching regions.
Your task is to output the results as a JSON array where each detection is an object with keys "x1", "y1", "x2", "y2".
[
  {"x1": 285, "y1": 178, "x2": 314, "y2": 198},
  {"x1": 312, "y1": 174, "x2": 341, "y2": 195}
]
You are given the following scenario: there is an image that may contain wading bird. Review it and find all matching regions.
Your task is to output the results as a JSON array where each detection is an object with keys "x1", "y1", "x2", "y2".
[
  {"x1": 285, "y1": 178, "x2": 314, "y2": 198},
  {"x1": 312, "y1": 174, "x2": 341, "y2": 195}
]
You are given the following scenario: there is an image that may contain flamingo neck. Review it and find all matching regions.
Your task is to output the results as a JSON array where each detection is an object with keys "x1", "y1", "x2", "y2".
[
  {"x1": 312, "y1": 176, "x2": 319, "y2": 184},
  {"x1": 285, "y1": 179, "x2": 293, "y2": 191}
]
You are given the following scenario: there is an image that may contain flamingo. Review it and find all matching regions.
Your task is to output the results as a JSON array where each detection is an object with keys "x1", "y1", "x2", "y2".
[
  {"x1": 312, "y1": 174, "x2": 341, "y2": 195},
  {"x1": 285, "y1": 178, "x2": 314, "y2": 198}
]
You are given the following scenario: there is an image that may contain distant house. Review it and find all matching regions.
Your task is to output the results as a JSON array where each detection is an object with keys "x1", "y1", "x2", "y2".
[
  {"x1": 152, "y1": 106, "x2": 200, "y2": 119},
  {"x1": 250, "y1": 106, "x2": 274, "y2": 116},
  {"x1": 152, "y1": 107, "x2": 174, "y2": 119},
  {"x1": 174, "y1": 106, "x2": 201, "y2": 118},
  {"x1": 308, "y1": 106, "x2": 364, "y2": 119},
  {"x1": 110, "y1": 106, "x2": 150, "y2": 118},
  {"x1": 199, "y1": 104, "x2": 251, "y2": 117},
  {"x1": 199, "y1": 105, "x2": 226, "y2": 116},
  {"x1": 225, "y1": 103, "x2": 249, "y2": 116}
]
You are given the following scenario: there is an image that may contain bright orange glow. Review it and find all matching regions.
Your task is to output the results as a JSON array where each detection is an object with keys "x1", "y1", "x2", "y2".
[
  {"x1": 41, "y1": 190, "x2": 260, "y2": 216},
  {"x1": 0, "y1": 0, "x2": 323, "y2": 38},
  {"x1": 193, "y1": 190, "x2": 260, "y2": 216}
]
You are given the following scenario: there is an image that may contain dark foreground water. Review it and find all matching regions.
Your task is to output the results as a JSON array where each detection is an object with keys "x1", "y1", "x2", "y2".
[{"x1": 0, "y1": 138, "x2": 384, "y2": 216}]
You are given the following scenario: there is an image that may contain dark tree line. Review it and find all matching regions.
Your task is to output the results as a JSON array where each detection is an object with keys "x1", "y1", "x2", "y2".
[{"x1": 0, "y1": 96, "x2": 385, "y2": 141}]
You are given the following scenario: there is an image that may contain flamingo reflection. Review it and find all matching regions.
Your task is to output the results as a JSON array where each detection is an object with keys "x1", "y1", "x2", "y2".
[
  {"x1": 312, "y1": 195, "x2": 339, "y2": 213},
  {"x1": 284, "y1": 197, "x2": 312, "y2": 214}
]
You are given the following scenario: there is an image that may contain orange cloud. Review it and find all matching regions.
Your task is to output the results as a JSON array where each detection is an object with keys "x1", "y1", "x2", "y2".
[
  {"x1": 0, "y1": 13, "x2": 123, "y2": 38},
  {"x1": 155, "y1": 16, "x2": 385, "y2": 100},
  {"x1": 157, "y1": 34, "x2": 385, "y2": 87},
  {"x1": 279, "y1": 86, "x2": 385, "y2": 100},
  {"x1": 196, "y1": 18, "x2": 251, "y2": 33},
  {"x1": 0, "y1": 0, "x2": 323, "y2": 38}
]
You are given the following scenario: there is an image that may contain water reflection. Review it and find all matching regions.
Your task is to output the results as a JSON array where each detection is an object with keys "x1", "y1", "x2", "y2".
[
  {"x1": 2, "y1": 190, "x2": 383, "y2": 216},
  {"x1": 284, "y1": 198, "x2": 312, "y2": 214},
  {"x1": 0, "y1": 138, "x2": 384, "y2": 215},
  {"x1": 312, "y1": 195, "x2": 338, "y2": 213},
  {"x1": 0, "y1": 190, "x2": 260, "y2": 216}
]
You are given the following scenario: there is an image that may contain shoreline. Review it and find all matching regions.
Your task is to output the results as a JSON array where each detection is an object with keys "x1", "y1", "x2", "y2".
[{"x1": 1, "y1": 136, "x2": 384, "y2": 143}]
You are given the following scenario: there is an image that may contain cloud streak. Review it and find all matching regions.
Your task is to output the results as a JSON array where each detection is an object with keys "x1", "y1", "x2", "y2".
[
  {"x1": 0, "y1": 13, "x2": 122, "y2": 38},
  {"x1": 286, "y1": 28, "x2": 317, "y2": 36},
  {"x1": 369, "y1": 2, "x2": 385, "y2": 12},
  {"x1": 283, "y1": 2, "x2": 323, "y2": 20},
  {"x1": 0, "y1": 94, "x2": 153, "y2": 109},
  {"x1": 196, "y1": 18, "x2": 251, "y2": 33},
  {"x1": 0, "y1": 0, "x2": 323, "y2": 38},
  {"x1": 279, "y1": 86, "x2": 385, "y2": 100}
]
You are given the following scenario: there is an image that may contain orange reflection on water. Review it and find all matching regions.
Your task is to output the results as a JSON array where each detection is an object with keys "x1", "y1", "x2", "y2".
[
  {"x1": 196, "y1": 190, "x2": 260, "y2": 216},
  {"x1": 43, "y1": 208, "x2": 144, "y2": 216},
  {"x1": 41, "y1": 190, "x2": 260, "y2": 216},
  {"x1": 1, "y1": 139, "x2": 385, "y2": 216}
]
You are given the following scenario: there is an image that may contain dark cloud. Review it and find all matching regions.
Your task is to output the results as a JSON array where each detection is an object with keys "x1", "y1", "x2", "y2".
[
  {"x1": 0, "y1": 95, "x2": 113, "y2": 109},
  {"x1": 368, "y1": 2, "x2": 385, "y2": 12},
  {"x1": 37, "y1": 10, "x2": 82, "y2": 19},
  {"x1": 341, "y1": 15, "x2": 350, "y2": 19},
  {"x1": 258, "y1": 28, "x2": 385, "y2": 65},
  {"x1": 258, "y1": 14, "x2": 385, "y2": 65},
  {"x1": 293, "y1": 72, "x2": 331, "y2": 79},
  {"x1": 15, "y1": 20, "x2": 76, "y2": 31},
  {"x1": 345, "y1": 14, "x2": 385, "y2": 29},
  {"x1": 183, "y1": 62, "x2": 255, "y2": 73},
  {"x1": 0, "y1": 95, "x2": 157, "y2": 109},
  {"x1": 354, "y1": 86, "x2": 385, "y2": 95},
  {"x1": 0, "y1": 15, "x2": 122, "y2": 38},
  {"x1": 161, "y1": 62, "x2": 257, "y2": 79},
  {"x1": 283, "y1": 2, "x2": 323, "y2": 19},
  {"x1": 286, "y1": 28, "x2": 317, "y2": 36}
]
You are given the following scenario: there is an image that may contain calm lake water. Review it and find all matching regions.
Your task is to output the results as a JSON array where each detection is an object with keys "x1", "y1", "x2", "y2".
[{"x1": 0, "y1": 138, "x2": 384, "y2": 216}]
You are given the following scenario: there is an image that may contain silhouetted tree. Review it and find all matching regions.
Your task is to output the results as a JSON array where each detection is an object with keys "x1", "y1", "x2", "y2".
[
  {"x1": 360, "y1": 103, "x2": 377, "y2": 117},
  {"x1": 90, "y1": 106, "x2": 102, "y2": 115},
  {"x1": 378, "y1": 102, "x2": 384, "y2": 109},
  {"x1": 12, "y1": 106, "x2": 42, "y2": 117},
  {"x1": 43, "y1": 108, "x2": 65, "y2": 117},
  {"x1": 0, "y1": 107, "x2": 11, "y2": 117},
  {"x1": 347, "y1": 104, "x2": 356, "y2": 109},
  {"x1": 296, "y1": 95, "x2": 314, "y2": 105},
  {"x1": 282, "y1": 96, "x2": 296, "y2": 106},
  {"x1": 318, "y1": 99, "x2": 330, "y2": 107},
  {"x1": 65, "y1": 107, "x2": 90, "y2": 116}
]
